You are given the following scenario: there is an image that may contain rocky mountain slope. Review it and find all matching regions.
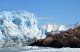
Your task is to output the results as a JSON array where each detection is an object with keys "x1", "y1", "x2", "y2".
[{"x1": 30, "y1": 25, "x2": 80, "y2": 48}]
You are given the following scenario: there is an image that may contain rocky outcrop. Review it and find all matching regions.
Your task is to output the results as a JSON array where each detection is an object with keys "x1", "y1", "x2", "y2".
[{"x1": 30, "y1": 26, "x2": 80, "y2": 48}]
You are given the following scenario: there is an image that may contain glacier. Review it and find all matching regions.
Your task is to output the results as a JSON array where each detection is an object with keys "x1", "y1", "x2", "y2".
[
  {"x1": 0, "y1": 10, "x2": 69, "y2": 48},
  {"x1": 0, "y1": 11, "x2": 46, "y2": 47}
]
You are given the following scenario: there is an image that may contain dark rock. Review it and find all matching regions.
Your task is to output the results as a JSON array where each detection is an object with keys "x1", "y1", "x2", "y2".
[
  {"x1": 29, "y1": 26, "x2": 80, "y2": 48},
  {"x1": 29, "y1": 39, "x2": 44, "y2": 46}
]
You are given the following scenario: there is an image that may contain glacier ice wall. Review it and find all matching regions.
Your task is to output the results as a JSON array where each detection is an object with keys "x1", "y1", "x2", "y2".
[{"x1": 0, "y1": 11, "x2": 46, "y2": 47}]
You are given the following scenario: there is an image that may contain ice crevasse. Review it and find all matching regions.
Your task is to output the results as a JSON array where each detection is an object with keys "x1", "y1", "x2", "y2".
[{"x1": 0, "y1": 11, "x2": 46, "y2": 47}]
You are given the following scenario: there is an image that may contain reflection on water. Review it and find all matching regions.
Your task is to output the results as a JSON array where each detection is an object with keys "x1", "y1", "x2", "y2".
[{"x1": 0, "y1": 46, "x2": 80, "y2": 52}]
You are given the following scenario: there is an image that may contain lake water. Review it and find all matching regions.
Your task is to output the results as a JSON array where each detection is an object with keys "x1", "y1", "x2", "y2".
[{"x1": 0, "y1": 46, "x2": 80, "y2": 52}]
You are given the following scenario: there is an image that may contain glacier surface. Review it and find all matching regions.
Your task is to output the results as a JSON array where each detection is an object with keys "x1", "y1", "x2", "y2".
[{"x1": 0, "y1": 11, "x2": 46, "y2": 47}]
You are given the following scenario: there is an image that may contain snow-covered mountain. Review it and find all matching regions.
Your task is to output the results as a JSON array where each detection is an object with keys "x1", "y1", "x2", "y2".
[
  {"x1": 58, "y1": 25, "x2": 68, "y2": 31},
  {"x1": 0, "y1": 11, "x2": 46, "y2": 47},
  {"x1": 44, "y1": 24, "x2": 68, "y2": 35}
]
